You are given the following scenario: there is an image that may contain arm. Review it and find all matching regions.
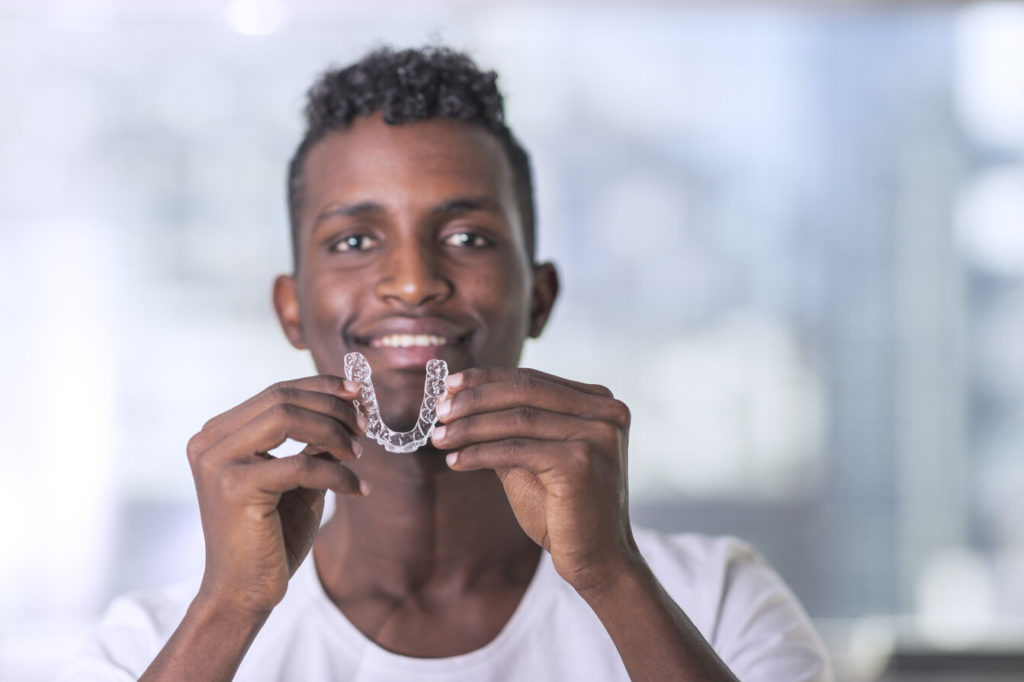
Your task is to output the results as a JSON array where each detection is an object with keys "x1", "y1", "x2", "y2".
[
  {"x1": 431, "y1": 368, "x2": 738, "y2": 681},
  {"x1": 141, "y1": 596, "x2": 268, "y2": 681},
  {"x1": 579, "y1": 552, "x2": 740, "y2": 681},
  {"x1": 140, "y1": 376, "x2": 368, "y2": 681}
]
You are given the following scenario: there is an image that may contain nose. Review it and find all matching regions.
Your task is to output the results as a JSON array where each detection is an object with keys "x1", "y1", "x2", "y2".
[{"x1": 374, "y1": 239, "x2": 452, "y2": 308}]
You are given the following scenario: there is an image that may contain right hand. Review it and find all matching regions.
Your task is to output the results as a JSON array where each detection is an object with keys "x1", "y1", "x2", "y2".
[{"x1": 185, "y1": 375, "x2": 368, "y2": 616}]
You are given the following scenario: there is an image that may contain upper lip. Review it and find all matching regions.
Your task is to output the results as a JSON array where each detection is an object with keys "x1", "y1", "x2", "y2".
[{"x1": 350, "y1": 317, "x2": 472, "y2": 346}]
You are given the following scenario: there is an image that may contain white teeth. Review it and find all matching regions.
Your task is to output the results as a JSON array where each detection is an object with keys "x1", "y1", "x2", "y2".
[{"x1": 372, "y1": 334, "x2": 449, "y2": 348}]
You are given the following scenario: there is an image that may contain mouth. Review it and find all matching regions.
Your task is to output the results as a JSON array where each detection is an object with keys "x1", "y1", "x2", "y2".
[
  {"x1": 349, "y1": 319, "x2": 473, "y2": 368},
  {"x1": 368, "y1": 333, "x2": 456, "y2": 349}
]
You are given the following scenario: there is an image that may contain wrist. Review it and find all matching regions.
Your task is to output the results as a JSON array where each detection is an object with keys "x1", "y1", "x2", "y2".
[
  {"x1": 188, "y1": 589, "x2": 273, "y2": 633},
  {"x1": 572, "y1": 552, "x2": 740, "y2": 682},
  {"x1": 140, "y1": 590, "x2": 271, "y2": 681},
  {"x1": 196, "y1": 567, "x2": 287, "y2": 618},
  {"x1": 570, "y1": 544, "x2": 653, "y2": 604}
]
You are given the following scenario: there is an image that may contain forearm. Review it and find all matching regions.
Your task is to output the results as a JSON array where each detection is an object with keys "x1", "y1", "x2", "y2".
[
  {"x1": 139, "y1": 595, "x2": 269, "y2": 682},
  {"x1": 578, "y1": 557, "x2": 739, "y2": 682}
]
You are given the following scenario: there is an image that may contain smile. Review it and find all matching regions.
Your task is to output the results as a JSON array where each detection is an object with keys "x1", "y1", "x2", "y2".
[{"x1": 369, "y1": 334, "x2": 453, "y2": 348}]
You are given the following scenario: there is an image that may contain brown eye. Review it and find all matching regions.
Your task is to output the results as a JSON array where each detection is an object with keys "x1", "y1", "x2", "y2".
[
  {"x1": 330, "y1": 234, "x2": 379, "y2": 252},
  {"x1": 443, "y1": 231, "x2": 492, "y2": 248}
]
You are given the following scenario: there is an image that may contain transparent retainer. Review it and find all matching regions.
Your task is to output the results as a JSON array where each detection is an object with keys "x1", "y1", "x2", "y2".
[{"x1": 343, "y1": 351, "x2": 449, "y2": 453}]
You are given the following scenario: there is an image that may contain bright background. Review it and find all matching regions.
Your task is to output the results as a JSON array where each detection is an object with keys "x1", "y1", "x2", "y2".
[{"x1": 2, "y1": 1, "x2": 1023, "y2": 680}]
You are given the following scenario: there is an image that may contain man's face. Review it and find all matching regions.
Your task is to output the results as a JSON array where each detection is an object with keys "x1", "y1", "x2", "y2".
[{"x1": 275, "y1": 115, "x2": 557, "y2": 430}]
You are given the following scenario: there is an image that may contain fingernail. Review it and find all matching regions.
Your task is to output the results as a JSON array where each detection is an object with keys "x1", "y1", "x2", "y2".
[
  {"x1": 352, "y1": 441, "x2": 363, "y2": 458},
  {"x1": 433, "y1": 425, "x2": 446, "y2": 441},
  {"x1": 445, "y1": 373, "x2": 463, "y2": 390},
  {"x1": 359, "y1": 480, "x2": 371, "y2": 496},
  {"x1": 446, "y1": 452, "x2": 458, "y2": 467},
  {"x1": 356, "y1": 413, "x2": 369, "y2": 433},
  {"x1": 436, "y1": 399, "x2": 451, "y2": 418},
  {"x1": 343, "y1": 380, "x2": 362, "y2": 393}
]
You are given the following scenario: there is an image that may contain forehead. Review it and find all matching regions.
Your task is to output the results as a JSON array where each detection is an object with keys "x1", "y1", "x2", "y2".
[{"x1": 299, "y1": 115, "x2": 519, "y2": 229}]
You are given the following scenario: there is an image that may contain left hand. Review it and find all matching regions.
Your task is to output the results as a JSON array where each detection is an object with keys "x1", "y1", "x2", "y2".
[{"x1": 430, "y1": 367, "x2": 638, "y2": 592}]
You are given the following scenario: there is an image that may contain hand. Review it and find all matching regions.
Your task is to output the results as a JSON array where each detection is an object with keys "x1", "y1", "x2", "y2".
[
  {"x1": 431, "y1": 368, "x2": 636, "y2": 592},
  {"x1": 185, "y1": 376, "x2": 368, "y2": 616}
]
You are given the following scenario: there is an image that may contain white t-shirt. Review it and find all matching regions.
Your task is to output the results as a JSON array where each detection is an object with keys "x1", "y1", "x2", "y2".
[{"x1": 59, "y1": 528, "x2": 832, "y2": 681}]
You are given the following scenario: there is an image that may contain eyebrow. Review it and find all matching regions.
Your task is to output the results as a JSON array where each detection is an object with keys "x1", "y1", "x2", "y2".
[
  {"x1": 431, "y1": 196, "x2": 504, "y2": 216},
  {"x1": 313, "y1": 201, "x2": 384, "y2": 229},
  {"x1": 313, "y1": 196, "x2": 505, "y2": 232}
]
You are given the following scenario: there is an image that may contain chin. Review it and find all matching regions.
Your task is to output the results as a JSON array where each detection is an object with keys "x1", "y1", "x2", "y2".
[{"x1": 378, "y1": 404, "x2": 423, "y2": 433}]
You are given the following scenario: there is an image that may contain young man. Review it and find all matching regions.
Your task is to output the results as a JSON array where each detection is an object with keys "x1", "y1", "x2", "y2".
[{"x1": 62, "y1": 47, "x2": 831, "y2": 681}]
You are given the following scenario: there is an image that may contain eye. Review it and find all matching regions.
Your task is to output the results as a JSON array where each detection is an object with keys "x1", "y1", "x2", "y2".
[
  {"x1": 330, "y1": 234, "x2": 380, "y2": 253},
  {"x1": 443, "y1": 231, "x2": 493, "y2": 248}
]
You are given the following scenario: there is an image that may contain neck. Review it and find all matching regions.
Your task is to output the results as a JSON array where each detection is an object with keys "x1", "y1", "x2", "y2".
[{"x1": 313, "y1": 443, "x2": 539, "y2": 603}]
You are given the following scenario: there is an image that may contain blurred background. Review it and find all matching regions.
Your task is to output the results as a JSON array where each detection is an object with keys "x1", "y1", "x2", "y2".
[{"x1": 1, "y1": 0, "x2": 1023, "y2": 680}]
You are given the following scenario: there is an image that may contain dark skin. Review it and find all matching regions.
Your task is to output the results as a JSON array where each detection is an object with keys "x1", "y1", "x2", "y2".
[{"x1": 141, "y1": 115, "x2": 738, "y2": 680}]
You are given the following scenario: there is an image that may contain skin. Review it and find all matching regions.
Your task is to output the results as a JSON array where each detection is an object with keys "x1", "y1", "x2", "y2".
[{"x1": 141, "y1": 114, "x2": 738, "y2": 680}]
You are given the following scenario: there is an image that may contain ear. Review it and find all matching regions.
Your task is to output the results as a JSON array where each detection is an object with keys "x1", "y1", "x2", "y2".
[
  {"x1": 528, "y1": 262, "x2": 559, "y2": 338},
  {"x1": 273, "y1": 274, "x2": 307, "y2": 350}
]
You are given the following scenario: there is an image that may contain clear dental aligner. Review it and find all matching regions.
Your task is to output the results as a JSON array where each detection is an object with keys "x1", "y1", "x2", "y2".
[{"x1": 343, "y1": 351, "x2": 449, "y2": 454}]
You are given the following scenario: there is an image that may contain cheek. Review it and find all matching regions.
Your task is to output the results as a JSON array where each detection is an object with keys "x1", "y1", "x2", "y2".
[
  {"x1": 468, "y1": 262, "x2": 531, "y2": 333},
  {"x1": 300, "y1": 272, "x2": 358, "y2": 336}
]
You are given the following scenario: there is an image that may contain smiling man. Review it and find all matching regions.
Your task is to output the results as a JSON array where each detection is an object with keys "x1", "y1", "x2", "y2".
[{"x1": 61, "y1": 47, "x2": 831, "y2": 681}]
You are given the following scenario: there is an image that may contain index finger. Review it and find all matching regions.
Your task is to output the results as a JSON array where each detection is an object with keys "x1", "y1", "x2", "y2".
[
  {"x1": 195, "y1": 375, "x2": 365, "y2": 453},
  {"x1": 439, "y1": 367, "x2": 624, "y2": 425},
  {"x1": 446, "y1": 367, "x2": 613, "y2": 397}
]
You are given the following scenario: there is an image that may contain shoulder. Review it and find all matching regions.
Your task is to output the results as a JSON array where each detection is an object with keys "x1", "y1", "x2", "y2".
[
  {"x1": 632, "y1": 527, "x2": 767, "y2": 621},
  {"x1": 58, "y1": 562, "x2": 325, "y2": 681},
  {"x1": 56, "y1": 579, "x2": 197, "y2": 681},
  {"x1": 632, "y1": 527, "x2": 834, "y2": 682},
  {"x1": 632, "y1": 526, "x2": 761, "y2": 580},
  {"x1": 633, "y1": 526, "x2": 804, "y2": 610}
]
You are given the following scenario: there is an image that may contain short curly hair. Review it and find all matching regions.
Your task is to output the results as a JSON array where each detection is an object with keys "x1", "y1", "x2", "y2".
[{"x1": 286, "y1": 46, "x2": 536, "y2": 268}]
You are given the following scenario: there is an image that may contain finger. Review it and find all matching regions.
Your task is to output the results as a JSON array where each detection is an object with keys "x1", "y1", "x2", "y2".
[
  {"x1": 197, "y1": 374, "x2": 362, "y2": 444},
  {"x1": 200, "y1": 402, "x2": 364, "y2": 467},
  {"x1": 193, "y1": 376, "x2": 366, "y2": 454},
  {"x1": 445, "y1": 438, "x2": 573, "y2": 475},
  {"x1": 432, "y1": 407, "x2": 615, "y2": 452},
  {"x1": 438, "y1": 371, "x2": 628, "y2": 427},
  {"x1": 243, "y1": 454, "x2": 369, "y2": 497},
  {"x1": 447, "y1": 367, "x2": 613, "y2": 398}
]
